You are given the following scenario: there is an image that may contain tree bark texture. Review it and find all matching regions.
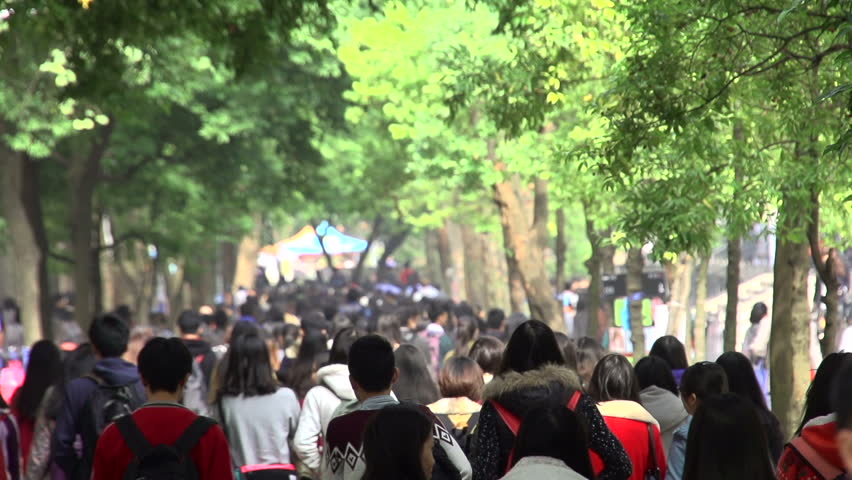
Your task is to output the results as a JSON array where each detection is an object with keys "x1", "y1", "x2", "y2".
[
  {"x1": 694, "y1": 254, "x2": 710, "y2": 361},
  {"x1": 770, "y1": 197, "x2": 814, "y2": 438},
  {"x1": 444, "y1": 221, "x2": 467, "y2": 302},
  {"x1": 724, "y1": 236, "x2": 742, "y2": 353},
  {"x1": 462, "y1": 224, "x2": 488, "y2": 308},
  {"x1": 583, "y1": 202, "x2": 603, "y2": 341},
  {"x1": 352, "y1": 215, "x2": 383, "y2": 285},
  {"x1": 626, "y1": 248, "x2": 646, "y2": 357},
  {"x1": 667, "y1": 254, "x2": 694, "y2": 339},
  {"x1": 493, "y1": 172, "x2": 563, "y2": 331},
  {"x1": 807, "y1": 192, "x2": 840, "y2": 356},
  {"x1": 555, "y1": 208, "x2": 567, "y2": 292},
  {"x1": 68, "y1": 156, "x2": 101, "y2": 332},
  {"x1": 1, "y1": 152, "x2": 49, "y2": 343},
  {"x1": 436, "y1": 227, "x2": 452, "y2": 291}
]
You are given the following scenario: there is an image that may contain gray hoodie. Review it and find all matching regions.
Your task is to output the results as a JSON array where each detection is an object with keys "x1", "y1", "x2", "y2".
[{"x1": 639, "y1": 385, "x2": 689, "y2": 451}]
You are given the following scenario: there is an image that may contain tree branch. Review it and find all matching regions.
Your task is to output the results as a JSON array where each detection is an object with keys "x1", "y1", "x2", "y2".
[{"x1": 48, "y1": 251, "x2": 75, "y2": 264}]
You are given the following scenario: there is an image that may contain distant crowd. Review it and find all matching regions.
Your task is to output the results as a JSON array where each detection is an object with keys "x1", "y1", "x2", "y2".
[{"x1": 0, "y1": 284, "x2": 849, "y2": 480}]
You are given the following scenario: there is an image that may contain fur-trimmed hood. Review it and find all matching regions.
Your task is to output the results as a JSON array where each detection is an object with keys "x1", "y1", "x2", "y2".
[{"x1": 483, "y1": 364, "x2": 582, "y2": 416}]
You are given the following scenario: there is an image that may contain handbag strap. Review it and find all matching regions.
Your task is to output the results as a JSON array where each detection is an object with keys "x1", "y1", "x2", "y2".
[{"x1": 646, "y1": 423, "x2": 661, "y2": 479}]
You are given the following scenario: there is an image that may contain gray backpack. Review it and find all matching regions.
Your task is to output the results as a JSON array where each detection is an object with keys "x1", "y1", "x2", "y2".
[{"x1": 182, "y1": 357, "x2": 208, "y2": 416}]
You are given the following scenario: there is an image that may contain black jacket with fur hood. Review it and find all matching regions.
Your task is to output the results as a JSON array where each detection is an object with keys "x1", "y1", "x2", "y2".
[{"x1": 470, "y1": 364, "x2": 632, "y2": 480}]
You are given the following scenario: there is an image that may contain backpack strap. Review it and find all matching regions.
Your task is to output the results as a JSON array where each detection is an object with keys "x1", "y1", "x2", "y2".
[
  {"x1": 173, "y1": 417, "x2": 216, "y2": 457},
  {"x1": 116, "y1": 415, "x2": 152, "y2": 459},
  {"x1": 789, "y1": 437, "x2": 845, "y2": 480},
  {"x1": 567, "y1": 390, "x2": 582, "y2": 411},
  {"x1": 647, "y1": 423, "x2": 660, "y2": 479}
]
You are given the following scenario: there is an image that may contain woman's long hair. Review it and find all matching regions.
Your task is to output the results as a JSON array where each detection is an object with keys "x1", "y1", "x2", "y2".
[
  {"x1": 650, "y1": 335, "x2": 689, "y2": 370},
  {"x1": 219, "y1": 333, "x2": 279, "y2": 399},
  {"x1": 796, "y1": 352, "x2": 850, "y2": 435},
  {"x1": 392, "y1": 344, "x2": 440, "y2": 405},
  {"x1": 683, "y1": 393, "x2": 775, "y2": 480},
  {"x1": 634, "y1": 355, "x2": 679, "y2": 396},
  {"x1": 716, "y1": 352, "x2": 770, "y2": 412},
  {"x1": 13, "y1": 340, "x2": 62, "y2": 421},
  {"x1": 499, "y1": 320, "x2": 565, "y2": 374},
  {"x1": 513, "y1": 406, "x2": 595, "y2": 478},
  {"x1": 282, "y1": 333, "x2": 328, "y2": 399},
  {"x1": 362, "y1": 404, "x2": 433, "y2": 480},
  {"x1": 453, "y1": 315, "x2": 479, "y2": 357}
]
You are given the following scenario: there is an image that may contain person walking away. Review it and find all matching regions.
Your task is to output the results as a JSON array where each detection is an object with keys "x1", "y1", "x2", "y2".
[
  {"x1": 214, "y1": 333, "x2": 301, "y2": 479},
  {"x1": 667, "y1": 362, "x2": 729, "y2": 480},
  {"x1": 589, "y1": 354, "x2": 667, "y2": 480},
  {"x1": 0, "y1": 394, "x2": 21, "y2": 480},
  {"x1": 500, "y1": 407, "x2": 594, "y2": 480},
  {"x1": 777, "y1": 352, "x2": 851, "y2": 480},
  {"x1": 52, "y1": 314, "x2": 146, "y2": 480},
  {"x1": 393, "y1": 344, "x2": 441, "y2": 405},
  {"x1": 742, "y1": 302, "x2": 771, "y2": 405},
  {"x1": 11, "y1": 340, "x2": 61, "y2": 473},
  {"x1": 483, "y1": 310, "x2": 507, "y2": 342},
  {"x1": 91, "y1": 338, "x2": 232, "y2": 480},
  {"x1": 428, "y1": 356, "x2": 484, "y2": 455},
  {"x1": 633, "y1": 356, "x2": 688, "y2": 451},
  {"x1": 471, "y1": 320, "x2": 631, "y2": 480},
  {"x1": 177, "y1": 310, "x2": 217, "y2": 415},
  {"x1": 323, "y1": 335, "x2": 471, "y2": 480},
  {"x1": 682, "y1": 393, "x2": 775, "y2": 480},
  {"x1": 361, "y1": 404, "x2": 436, "y2": 480},
  {"x1": 25, "y1": 343, "x2": 96, "y2": 480},
  {"x1": 716, "y1": 352, "x2": 784, "y2": 464},
  {"x1": 468, "y1": 336, "x2": 503, "y2": 385},
  {"x1": 833, "y1": 358, "x2": 852, "y2": 474},
  {"x1": 649, "y1": 336, "x2": 689, "y2": 387},
  {"x1": 293, "y1": 328, "x2": 361, "y2": 477}
]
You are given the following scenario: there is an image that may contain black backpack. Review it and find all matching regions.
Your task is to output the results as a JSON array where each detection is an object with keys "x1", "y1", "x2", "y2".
[
  {"x1": 76, "y1": 374, "x2": 146, "y2": 480},
  {"x1": 116, "y1": 414, "x2": 215, "y2": 480}
]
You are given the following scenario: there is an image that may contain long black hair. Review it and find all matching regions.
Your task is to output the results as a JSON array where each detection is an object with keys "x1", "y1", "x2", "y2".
[
  {"x1": 282, "y1": 333, "x2": 328, "y2": 399},
  {"x1": 589, "y1": 354, "x2": 642, "y2": 404},
  {"x1": 513, "y1": 406, "x2": 595, "y2": 478},
  {"x1": 554, "y1": 332, "x2": 579, "y2": 372},
  {"x1": 219, "y1": 333, "x2": 280, "y2": 399},
  {"x1": 362, "y1": 404, "x2": 433, "y2": 480},
  {"x1": 13, "y1": 340, "x2": 62, "y2": 421},
  {"x1": 650, "y1": 335, "x2": 689, "y2": 370},
  {"x1": 454, "y1": 315, "x2": 479, "y2": 357},
  {"x1": 393, "y1": 344, "x2": 440, "y2": 405},
  {"x1": 634, "y1": 355, "x2": 679, "y2": 396},
  {"x1": 683, "y1": 393, "x2": 774, "y2": 480},
  {"x1": 796, "y1": 352, "x2": 851, "y2": 435},
  {"x1": 680, "y1": 361, "x2": 729, "y2": 401},
  {"x1": 715, "y1": 351, "x2": 769, "y2": 411},
  {"x1": 499, "y1": 320, "x2": 565, "y2": 374}
]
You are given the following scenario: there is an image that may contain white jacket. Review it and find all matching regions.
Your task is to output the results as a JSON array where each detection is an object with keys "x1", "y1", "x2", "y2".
[
  {"x1": 500, "y1": 456, "x2": 589, "y2": 480},
  {"x1": 293, "y1": 364, "x2": 356, "y2": 470}
]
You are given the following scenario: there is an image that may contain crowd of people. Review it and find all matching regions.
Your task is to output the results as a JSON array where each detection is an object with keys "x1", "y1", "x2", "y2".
[{"x1": 0, "y1": 285, "x2": 849, "y2": 480}]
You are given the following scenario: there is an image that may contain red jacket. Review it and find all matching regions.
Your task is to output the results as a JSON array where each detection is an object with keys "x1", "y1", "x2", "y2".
[
  {"x1": 777, "y1": 414, "x2": 845, "y2": 480},
  {"x1": 598, "y1": 400, "x2": 667, "y2": 480},
  {"x1": 92, "y1": 403, "x2": 233, "y2": 480}
]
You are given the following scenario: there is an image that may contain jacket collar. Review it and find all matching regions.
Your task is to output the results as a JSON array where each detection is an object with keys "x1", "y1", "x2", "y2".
[
  {"x1": 483, "y1": 364, "x2": 581, "y2": 401},
  {"x1": 597, "y1": 400, "x2": 659, "y2": 426}
]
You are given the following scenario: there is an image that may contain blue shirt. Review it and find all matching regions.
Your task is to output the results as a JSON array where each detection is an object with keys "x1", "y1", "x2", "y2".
[{"x1": 667, "y1": 415, "x2": 692, "y2": 480}]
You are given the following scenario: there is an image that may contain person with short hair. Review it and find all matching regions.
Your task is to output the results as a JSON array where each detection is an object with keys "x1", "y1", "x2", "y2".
[
  {"x1": 177, "y1": 310, "x2": 217, "y2": 391},
  {"x1": 52, "y1": 314, "x2": 147, "y2": 480},
  {"x1": 361, "y1": 404, "x2": 435, "y2": 480},
  {"x1": 649, "y1": 336, "x2": 689, "y2": 386},
  {"x1": 484, "y1": 309, "x2": 506, "y2": 341},
  {"x1": 91, "y1": 338, "x2": 233, "y2": 480},
  {"x1": 666, "y1": 362, "x2": 729, "y2": 480},
  {"x1": 323, "y1": 335, "x2": 471, "y2": 480},
  {"x1": 428, "y1": 356, "x2": 484, "y2": 455},
  {"x1": 468, "y1": 336, "x2": 504, "y2": 384}
]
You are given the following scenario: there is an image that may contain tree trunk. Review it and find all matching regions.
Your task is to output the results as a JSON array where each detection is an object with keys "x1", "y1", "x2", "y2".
[
  {"x1": 555, "y1": 208, "x2": 567, "y2": 292},
  {"x1": 583, "y1": 202, "x2": 603, "y2": 341},
  {"x1": 807, "y1": 191, "x2": 841, "y2": 356},
  {"x1": 91, "y1": 213, "x2": 104, "y2": 316},
  {"x1": 1, "y1": 151, "x2": 49, "y2": 343},
  {"x1": 435, "y1": 227, "x2": 452, "y2": 291},
  {"x1": 694, "y1": 254, "x2": 710, "y2": 361},
  {"x1": 220, "y1": 242, "x2": 237, "y2": 295},
  {"x1": 626, "y1": 248, "x2": 646, "y2": 357},
  {"x1": 492, "y1": 166, "x2": 562, "y2": 331},
  {"x1": 232, "y1": 215, "x2": 262, "y2": 291},
  {"x1": 462, "y1": 225, "x2": 488, "y2": 308},
  {"x1": 353, "y1": 215, "x2": 383, "y2": 285},
  {"x1": 68, "y1": 158, "x2": 102, "y2": 332},
  {"x1": 377, "y1": 228, "x2": 410, "y2": 282},
  {"x1": 314, "y1": 220, "x2": 338, "y2": 274},
  {"x1": 770, "y1": 200, "x2": 813, "y2": 437},
  {"x1": 445, "y1": 221, "x2": 467, "y2": 301},
  {"x1": 502, "y1": 223, "x2": 527, "y2": 315},
  {"x1": 724, "y1": 236, "x2": 742, "y2": 353},
  {"x1": 600, "y1": 239, "x2": 616, "y2": 331},
  {"x1": 483, "y1": 231, "x2": 512, "y2": 312},
  {"x1": 668, "y1": 255, "x2": 695, "y2": 338}
]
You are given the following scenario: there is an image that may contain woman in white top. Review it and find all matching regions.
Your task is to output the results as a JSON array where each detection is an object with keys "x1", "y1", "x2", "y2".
[
  {"x1": 293, "y1": 328, "x2": 361, "y2": 475},
  {"x1": 500, "y1": 406, "x2": 593, "y2": 480},
  {"x1": 215, "y1": 332, "x2": 301, "y2": 479}
]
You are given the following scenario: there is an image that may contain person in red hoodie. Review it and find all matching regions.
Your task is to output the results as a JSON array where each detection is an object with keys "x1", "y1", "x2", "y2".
[
  {"x1": 589, "y1": 354, "x2": 667, "y2": 480},
  {"x1": 777, "y1": 353, "x2": 850, "y2": 480},
  {"x1": 92, "y1": 337, "x2": 233, "y2": 480}
]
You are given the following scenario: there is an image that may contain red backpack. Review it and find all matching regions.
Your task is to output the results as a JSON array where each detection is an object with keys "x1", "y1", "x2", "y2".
[{"x1": 491, "y1": 390, "x2": 603, "y2": 472}]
